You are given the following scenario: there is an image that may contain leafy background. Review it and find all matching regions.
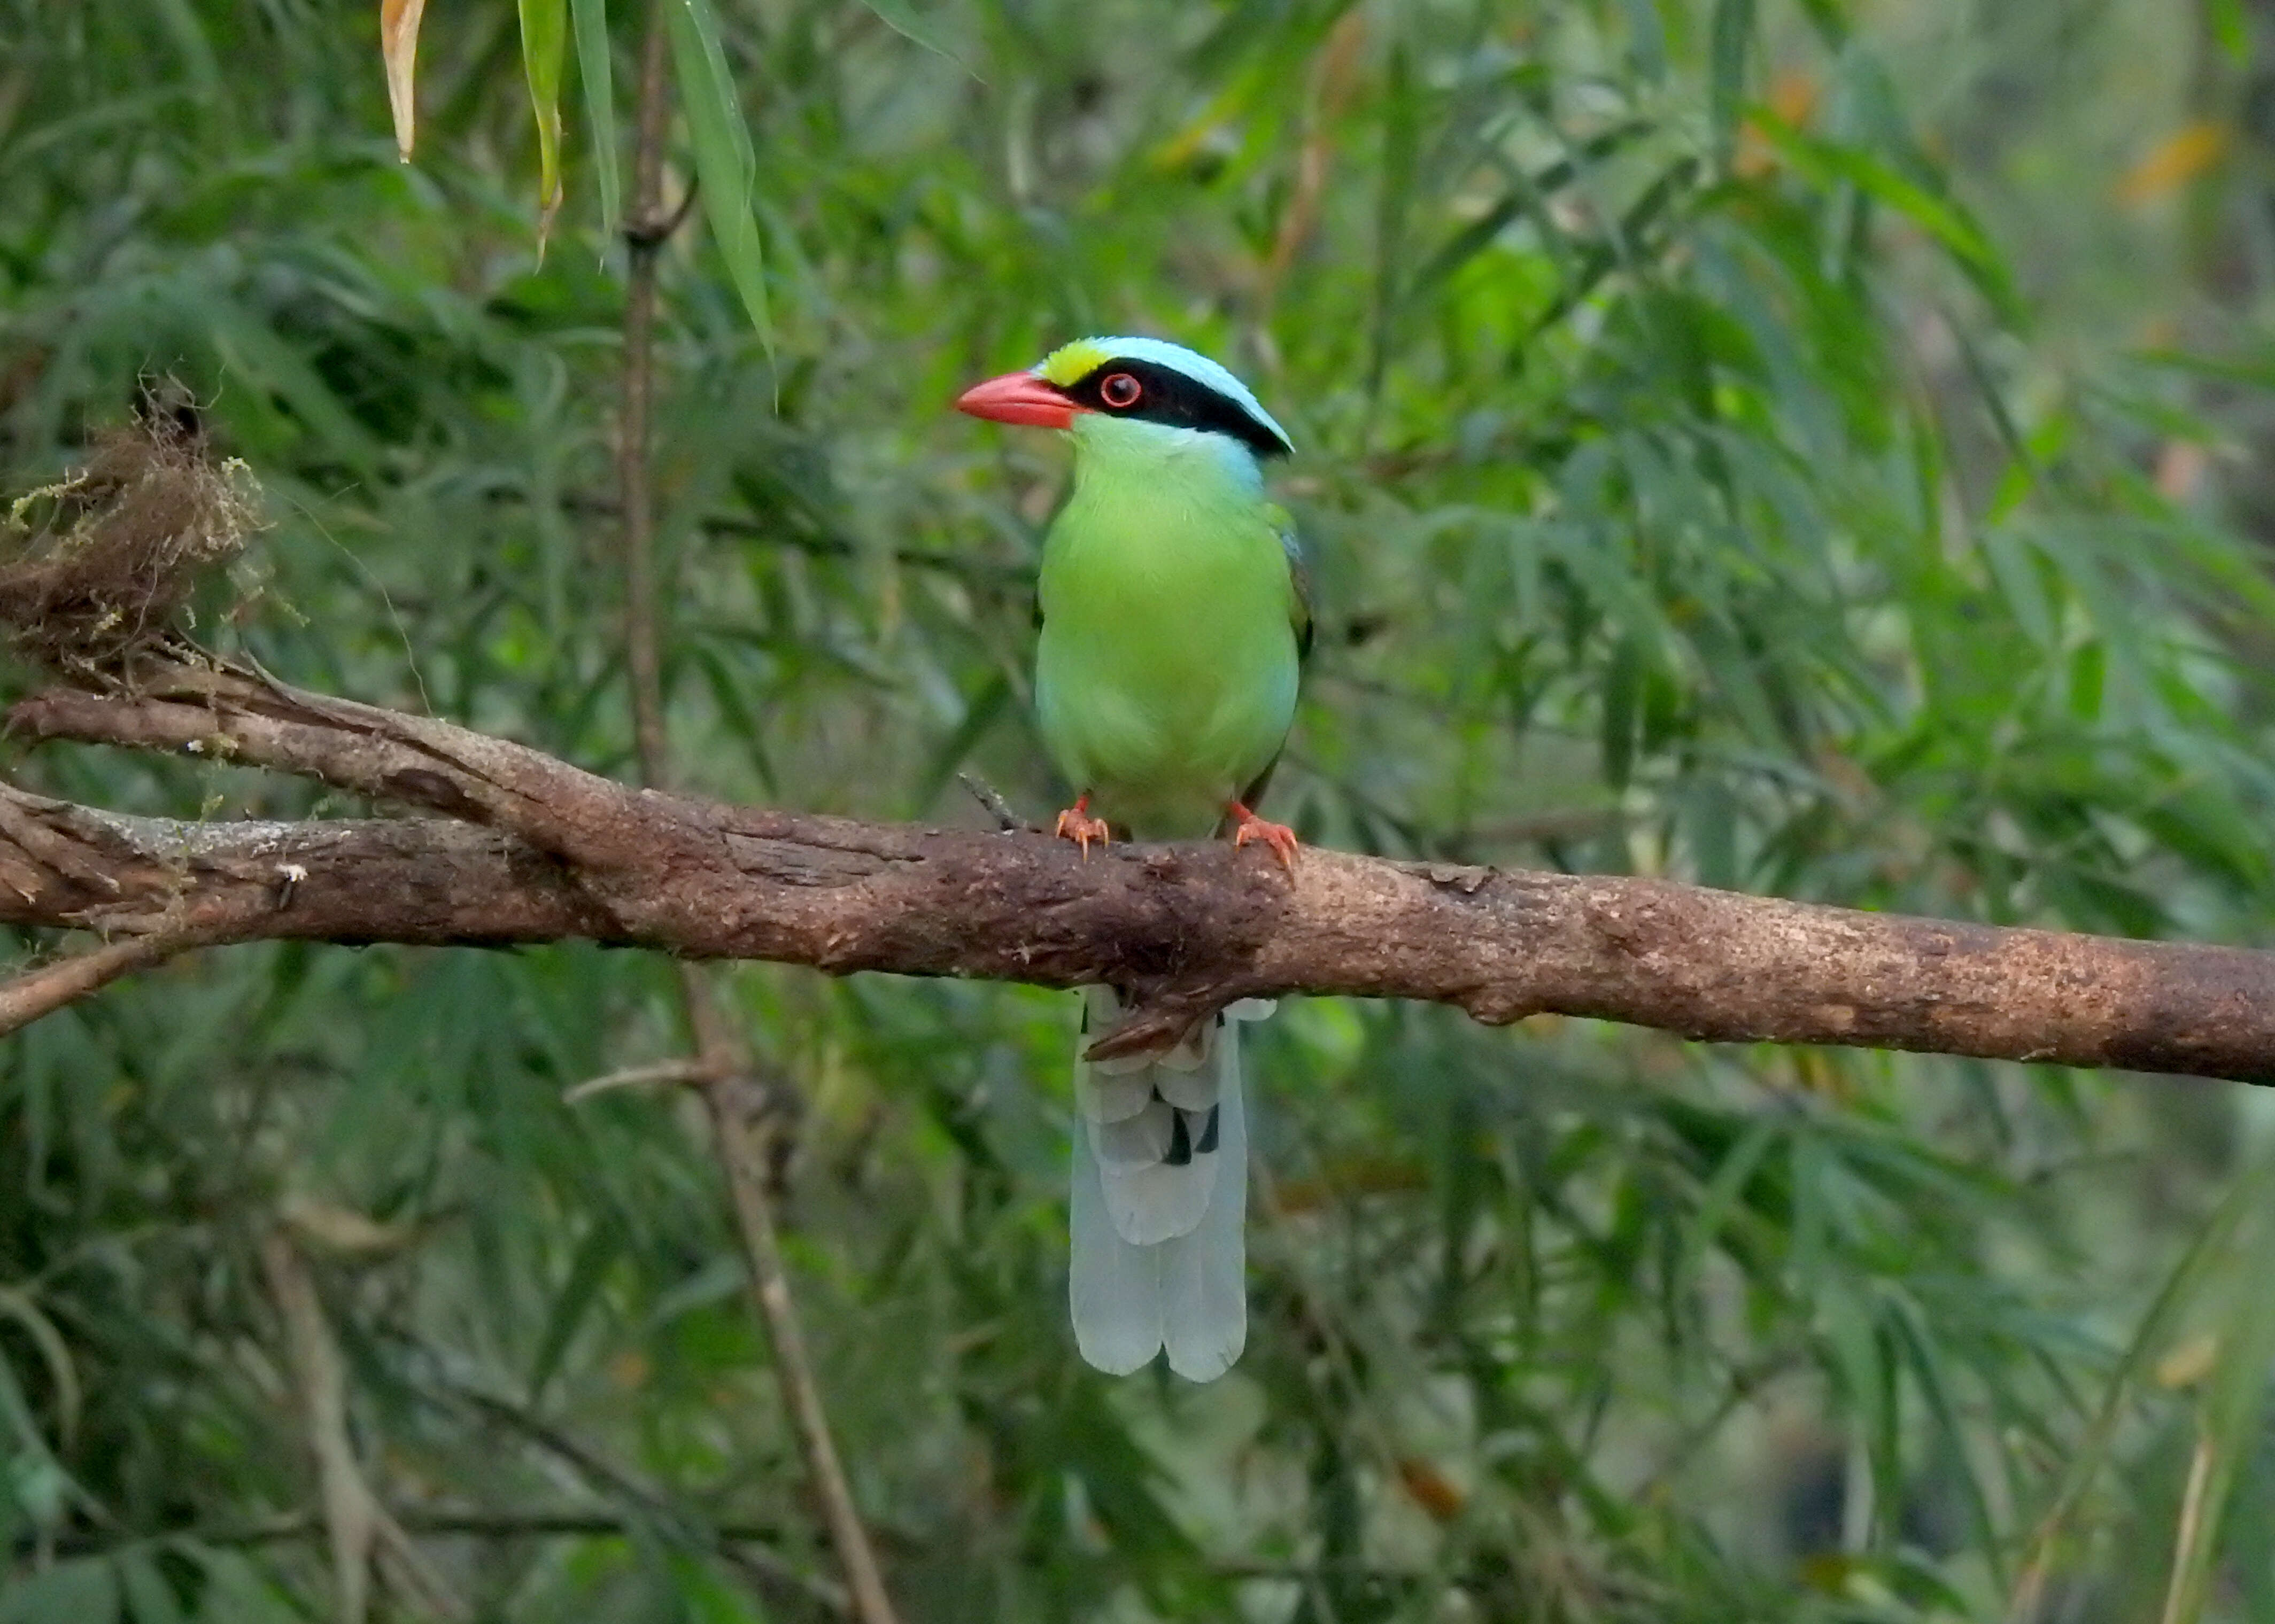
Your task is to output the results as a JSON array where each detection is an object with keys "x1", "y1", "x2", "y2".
[{"x1": 6, "y1": 0, "x2": 2275, "y2": 1618}]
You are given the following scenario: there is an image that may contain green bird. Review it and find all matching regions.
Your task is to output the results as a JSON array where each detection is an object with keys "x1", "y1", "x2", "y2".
[{"x1": 956, "y1": 337, "x2": 1310, "y2": 1381}]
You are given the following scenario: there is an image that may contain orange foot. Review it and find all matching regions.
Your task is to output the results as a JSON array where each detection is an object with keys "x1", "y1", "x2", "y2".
[
  {"x1": 1055, "y1": 792, "x2": 1111, "y2": 859},
  {"x1": 1228, "y1": 801, "x2": 1299, "y2": 873}
]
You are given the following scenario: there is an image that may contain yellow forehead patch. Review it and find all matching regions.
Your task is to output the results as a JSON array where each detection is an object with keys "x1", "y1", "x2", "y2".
[{"x1": 1035, "y1": 339, "x2": 1111, "y2": 388}]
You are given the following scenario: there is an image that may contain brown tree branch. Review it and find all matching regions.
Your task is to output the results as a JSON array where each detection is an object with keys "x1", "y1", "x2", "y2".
[{"x1": 7, "y1": 671, "x2": 2275, "y2": 1084}]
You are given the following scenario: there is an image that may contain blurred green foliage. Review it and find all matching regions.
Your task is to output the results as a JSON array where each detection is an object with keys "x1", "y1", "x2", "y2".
[{"x1": 7, "y1": 0, "x2": 2275, "y2": 1618}]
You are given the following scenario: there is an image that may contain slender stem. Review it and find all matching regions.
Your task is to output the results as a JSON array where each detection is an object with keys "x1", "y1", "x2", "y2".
[
  {"x1": 0, "y1": 930, "x2": 207, "y2": 1038},
  {"x1": 693, "y1": 999, "x2": 901, "y2": 1624},
  {"x1": 612, "y1": 9, "x2": 901, "y2": 1621},
  {"x1": 620, "y1": 0, "x2": 672, "y2": 786}
]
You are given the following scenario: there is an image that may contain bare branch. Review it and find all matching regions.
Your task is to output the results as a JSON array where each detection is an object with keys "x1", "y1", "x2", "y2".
[
  {"x1": 260, "y1": 1232, "x2": 466, "y2": 1624},
  {"x1": 0, "y1": 930, "x2": 214, "y2": 1038},
  {"x1": 694, "y1": 1036, "x2": 901, "y2": 1624},
  {"x1": 562, "y1": 1057, "x2": 719, "y2": 1102}
]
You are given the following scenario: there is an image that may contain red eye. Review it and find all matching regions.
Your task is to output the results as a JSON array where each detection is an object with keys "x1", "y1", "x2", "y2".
[{"x1": 1100, "y1": 372, "x2": 1142, "y2": 408}]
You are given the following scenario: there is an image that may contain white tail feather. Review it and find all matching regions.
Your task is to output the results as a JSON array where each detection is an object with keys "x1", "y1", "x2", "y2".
[
  {"x1": 1069, "y1": 1114, "x2": 1163, "y2": 1374},
  {"x1": 1160, "y1": 1017, "x2": 1248, "y2": 1380},
  {"x1": 1075, "y1": 1067, "x2": 1153, "y2": 1123},
  {"x1": 1067, "y1": 990, "x2": 1265, "y2": 1380}
]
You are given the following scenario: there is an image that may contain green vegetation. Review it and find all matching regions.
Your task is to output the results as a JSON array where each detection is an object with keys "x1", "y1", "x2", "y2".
[{"x1": 6, "y1": 0, "x2": 2275, "y2": 1617}]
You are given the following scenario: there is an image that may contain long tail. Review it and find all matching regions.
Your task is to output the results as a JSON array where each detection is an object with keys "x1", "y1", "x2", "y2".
[{"x1": 1068, "y1": 988, "x2": 1267, "y2": 1381}]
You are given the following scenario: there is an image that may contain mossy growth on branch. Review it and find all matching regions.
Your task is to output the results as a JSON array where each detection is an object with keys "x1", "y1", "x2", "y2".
[{"x1": 0, "y1": 400, "x2": 262, "y2": 669}]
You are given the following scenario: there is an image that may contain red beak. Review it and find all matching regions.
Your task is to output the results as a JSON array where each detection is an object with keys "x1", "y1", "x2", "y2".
[{"x1": 954, "y1": 370, "x2": 1082, "y2": 430}]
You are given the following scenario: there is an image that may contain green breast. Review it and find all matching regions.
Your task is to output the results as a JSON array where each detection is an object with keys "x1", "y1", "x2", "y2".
[{"x1": 1033, "y1": 442, "x2": 1299, "y2": 840}]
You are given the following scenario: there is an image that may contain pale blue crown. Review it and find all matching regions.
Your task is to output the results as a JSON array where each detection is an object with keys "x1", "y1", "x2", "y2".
[{"x1": 1040, "y1": 335, "x2": 1294, "y2": 455}]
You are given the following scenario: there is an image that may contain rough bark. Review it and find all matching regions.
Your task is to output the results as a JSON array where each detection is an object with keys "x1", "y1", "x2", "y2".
[{"x1": 6, "y1": 650, "x2": 2275, "y2": 1083}]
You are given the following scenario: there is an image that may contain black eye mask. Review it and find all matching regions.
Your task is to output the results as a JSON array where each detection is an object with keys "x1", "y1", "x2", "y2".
[{"x1": 1059, "y1": 359, "x2": 1292, "y2": 460}]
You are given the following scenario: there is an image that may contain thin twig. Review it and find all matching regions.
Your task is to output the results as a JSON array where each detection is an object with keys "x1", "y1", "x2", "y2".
[
  {"x1": 691, "y1": 1025, "x2": 900, "y2": 1624},
  {"x1": 0, "y1": 865, "x2": 277, "y2": 1038},
  {"x1": 437, "y1": 1380, "x2": 853, "y2": 1615},
  {"x1": 552, "y1": 490, "x2": 1033, "y2": 585},
  {"x1": 260, "y1": 1233, "x2": 465, "y2": 1623},
  {"x1": 2158, "y1": 1425, "x2": 2217, "y2": 1624},
  {"x1": 619, "y1": 0, "x2": 675, "y2": 785},
  {"x1": 957, "y1": 772, "x2": 1031, "y2": 833},
  {"x1": 0, "y1": 934, "x2": 194, "y2": 1038},
  {"x1": 613, "y1": 9, "x2": 902, "y2": 1620},
  {"x1": 563, "y1": 1056, "x2": 717, "y2": 1102}
]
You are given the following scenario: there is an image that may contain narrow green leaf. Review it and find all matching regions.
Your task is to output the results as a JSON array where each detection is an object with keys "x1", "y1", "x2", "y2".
[
  {"x1": 2009, "y1": 1157, "x2": 2274, "y2": 1613},
  {"x1": 117, "y1": 1552, "x2": 186, "y2": 1624},
  {"x1": 1792, "y1": 0, "x2": 1848, "y2": 46},
  {"x1": 2161, "y1": 1188, "x2": 2275, "y2": 1624},
  {"x1": 664, "y1": 1549, "x2": 772, "y2": 1623},
  {"x1": 1619, "y1": 0, "x2": 1667, "y2": 82},
  {"x1": 854, "y1": 0, "x2": 971, "y2": 72},
  {"x1": 529, "y1": 1216, "x2": 625, "y2": 1401},
  {"x1": 0, "y1": 1286, "x2": 78, "y2": 1450},
  {"x1": 569, "y1": 0, "x2": 622, "y2": 244},
  {"x1": 1686, "y1": 1112, "x2": 1783, "y2": 1265},
  {"x1": 667, "y1": 0, "x2": 772, "y2": 345},
  {"x1": 2207, "y1": 0, "x2": 2249, "y2": 64},
  {"x1": 0, "y1": 1558, "x2": 117, "y2": 1624},
  {"x1": 168, "y1": 1549, "x2": 299, "y2": 1624},
  {"x1": 1709, "y1": 0, "x2": 1754, "y2": 172},
  {"x1": 519, "y1": 0, "x2": 570, "y2": 252},
  {"x1": 149, "y1": 0, "x2": 222, "y2": 98},
  {"x1": 915, "y1": 673, "x2": 1012, "y2": 816},
  {"x1": 1981, "y1": 528, "x2": 2056, "y2": 650},
  {"x1": 1600, "y1": 634, "x2": 1642, "y2": 790},
  {"x1": 1750, "y1": 111, "x2": 2019, "y2": 320}
]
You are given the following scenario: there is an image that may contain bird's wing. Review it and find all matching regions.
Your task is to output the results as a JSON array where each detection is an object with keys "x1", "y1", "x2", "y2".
[
  {"x1": 1230, "y1": 506, "x2": 1310, "y2": 814},
  {"x1": 1266, "y1": 501, "x2": 1314, "y2": 664}
]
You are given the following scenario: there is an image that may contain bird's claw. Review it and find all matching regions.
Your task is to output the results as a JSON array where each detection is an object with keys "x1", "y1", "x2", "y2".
[
  {"x1": 1228, "y1": 802, "x2": 1299, "y2": 873},
  {"x1": 1055, "y1": 797, "x2": 1111, "y2": 859}
]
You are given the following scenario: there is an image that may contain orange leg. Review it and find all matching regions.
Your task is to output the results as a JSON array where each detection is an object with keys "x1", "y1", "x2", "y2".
[
  {"x1": 1054, "y1": 792, "x2": 1111, "y2": 858},
  {"x1": 1227, "y1": 800, "x2": 1299, "y2": 872}
]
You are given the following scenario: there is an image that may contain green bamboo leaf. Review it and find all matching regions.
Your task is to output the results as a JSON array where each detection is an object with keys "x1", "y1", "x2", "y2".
[
  {"x1": 2007, "y1": 1158, "x2": 2275, "y2": 1620},
  {"x1": 2158, "y1": 1189, "x2": 2275, "y2": 1624},
  {"x1": 667, "y1": 0, "x2": 772, "y2": 346},
  {"x1": 854, "y1": 0, "x2": 970, "y2": 72},
  {"x1": 528, "y1": 1215, "x2": 625, "y2": 1401},
  {"x1": 665, "y1": 1549, "x2": 772, "y2": 1623},
  {"x1": 1793, "y1": 0, "x2": 1848, "y2": 45},
  {"x1": 2206, "y1": 0, "x2": 2249, "y2": 63},
  {"x1": 0, "y1": 1285, "x2": 79, "y2": 1451},
  {"x1": 519, "y1": 0, "x2": 570, "y2": 252},
  {"x1": 1709, "y1": 0, "x2": 1754, "y2": 172},
  {"x1": 1751, "y1": 111, "x2": 2020, "y2": 321},
  {"x1": 0, "y1": 1558, "x2": 117, "y2": 1624},
  {"x1": 569, "y1": 0, "x2": 621, "y2": 243},
  {"x1": 915, "y1": 673, "x2": 1012, "y2": 815},
  {"x1": 1981, "y1": 527, "x2": 2056, "y2": 650},
  {"x1": 169, "y1": 1549, "x2": 299, "y2": 1624},
  {"x1": 116, "y1": 1552, "x2": 186, "y2": 1624}
]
